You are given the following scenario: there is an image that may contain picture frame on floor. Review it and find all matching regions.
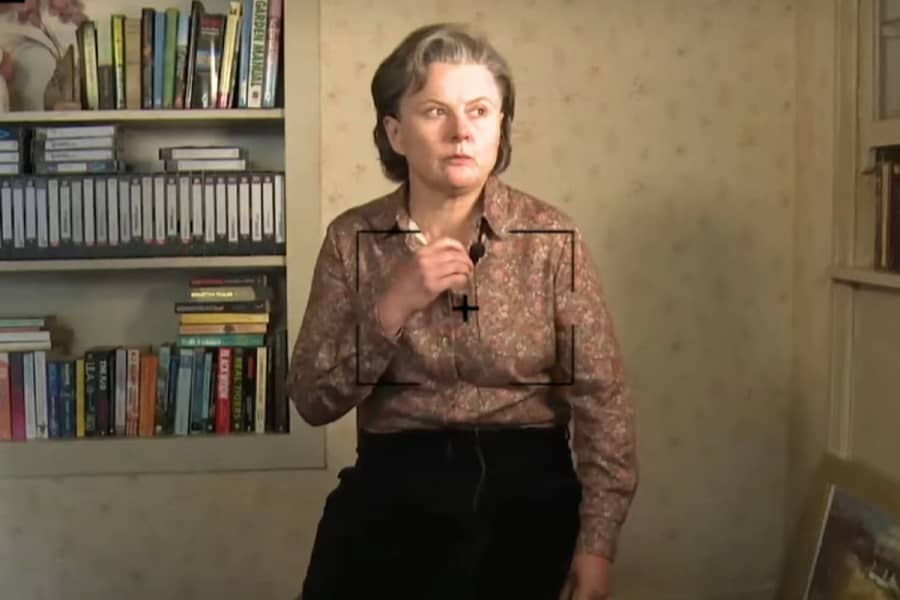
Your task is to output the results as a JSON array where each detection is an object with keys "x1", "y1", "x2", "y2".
[{"x1": 780, "y1": 453, "x2": 900, "y2": 600}]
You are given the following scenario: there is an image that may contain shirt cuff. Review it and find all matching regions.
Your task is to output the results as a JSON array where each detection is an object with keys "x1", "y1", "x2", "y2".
[{"x1": 373, "y1": 301, "x2": 402, "y2": 341}]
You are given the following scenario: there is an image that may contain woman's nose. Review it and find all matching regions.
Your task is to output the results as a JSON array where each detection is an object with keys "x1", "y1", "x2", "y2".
[{"x1": 450, "y1": 114, "x2": 473, "y2": 142}]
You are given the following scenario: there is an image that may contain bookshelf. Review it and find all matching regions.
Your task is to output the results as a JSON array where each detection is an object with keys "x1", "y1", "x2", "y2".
[
  {"x1": 2, "y1": 108, "x2": 284, "y2": 125},
  {"x1": 827, "y1": 0, "x2": 900, "y2": 478},
  {"x1": 0, "y1": 0, "x2": 325, "y2": 476},
  {"x1": 0, "y1": 255, "x2": 286, "y2": 273},
  {"x1": 831, "y1": 266, "x2": 900, "y2": 290}
]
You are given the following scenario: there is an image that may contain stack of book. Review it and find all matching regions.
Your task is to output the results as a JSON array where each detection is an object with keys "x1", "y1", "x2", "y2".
[
  {"x1": 174, "y1": 273, "x2": 280, "y2": 434},
  {"x1": 160, "y1": 145, "x2": 248, "y2": 172},
  {"x1": 0, "y1": 317, "x2": 53, "y2": 353},
  {"x1": 0, "y1": 316, "x2": 62, "y2": 440},
  {"x1": 74, "y1": 0, "x2": 283, "y2": 111},
  {"x1": 32, "y1": 125, "x2": 122, "y2": 175},
  {"x1": 0, "y1": 127, "x2": 25, "y2": 176}
]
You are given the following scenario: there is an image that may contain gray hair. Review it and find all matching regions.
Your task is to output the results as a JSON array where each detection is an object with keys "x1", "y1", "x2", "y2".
[{"x1": 370, "y1": 23, "x2": 516, "y2": 182}]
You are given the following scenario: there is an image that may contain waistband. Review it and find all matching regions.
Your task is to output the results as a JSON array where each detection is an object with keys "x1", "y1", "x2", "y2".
[{"x1": 356, "y1": 425, "x2": 571, "y2": 467}]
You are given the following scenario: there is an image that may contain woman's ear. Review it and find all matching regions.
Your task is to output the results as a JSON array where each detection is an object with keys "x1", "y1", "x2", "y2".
[{"x1": 383, "y1": 115, "x2": 405, "y2": 156}]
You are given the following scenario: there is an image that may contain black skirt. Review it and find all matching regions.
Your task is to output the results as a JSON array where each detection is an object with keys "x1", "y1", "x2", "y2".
[{"x1": 300, "y1": 426, "x2": 582, "y2": 600}]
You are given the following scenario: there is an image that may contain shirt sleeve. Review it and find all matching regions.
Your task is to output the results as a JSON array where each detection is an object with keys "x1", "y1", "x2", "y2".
[
  {"x1": 285, "y1": 222, "x2": 400, "y2": 426},
  {"x1": 553, "y1": 226, "x2": 639, "y2": 560}
]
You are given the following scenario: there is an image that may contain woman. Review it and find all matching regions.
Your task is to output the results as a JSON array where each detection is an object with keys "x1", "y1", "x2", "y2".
[{"x1": 287, "y1": 22, "x2": 638, "y2": 600}]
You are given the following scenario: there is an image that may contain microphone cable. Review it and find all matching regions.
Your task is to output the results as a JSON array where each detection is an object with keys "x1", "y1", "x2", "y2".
[{"x1": 469, "y1": 216, "x2": 487, "y2": 512}]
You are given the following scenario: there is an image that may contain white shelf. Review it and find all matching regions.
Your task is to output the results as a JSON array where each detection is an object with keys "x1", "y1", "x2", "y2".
[
  {"x1": 0, "y1": 255, "x2": 286, "y2": 273},
  {"x1": 0, "y1": 423, "x2": 324, "y2": 478},
  {"x1": 831, "y1": 266, "x2": 900, "y2": 290},
  {"x1": 1, "y1": 108, "x2": 284, "y2": 125},
  {"x1": 866, "y1": 117, "x2": 900, "y2": 148}
]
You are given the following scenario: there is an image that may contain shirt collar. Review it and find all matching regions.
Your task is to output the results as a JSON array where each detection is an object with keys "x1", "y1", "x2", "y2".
[{"x1": 384, "y1": 175, "x2": 512, "y2": 244}]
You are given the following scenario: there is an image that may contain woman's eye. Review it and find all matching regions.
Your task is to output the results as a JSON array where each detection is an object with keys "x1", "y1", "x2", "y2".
[
  {"x1": 470, "y1": 106, "x2": 488, "y2": 117},
  {"x1": 425, "y1": 107, "x2": 445, "y2": 117}
]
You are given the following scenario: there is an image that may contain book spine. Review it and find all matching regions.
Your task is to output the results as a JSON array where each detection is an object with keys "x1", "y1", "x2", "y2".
[
  {"x1": 175, "y1": 300, "x2": 268, "y2": 313},
  {"x1": 33, "y1": 351, "x2": 47, "y2": 439},
  {"x1": 80, "y1": 22, "x2": 100, "y2": 110},
  {"x1": 83, "y1": 353, "x2": 96, "y2": 435},
  {"x1": 139, "y1": 354, "x2": 157, "y2": 436},
  {"x1": 179, "y1": 313, "x2": 268, "y2": 325},
  {"x1": 217, "y1": 2, "x2": 243, "y2": 108},
  {"x1": 173, "y1": 12, "x2": 191, "y2": 109},
  {"x1": 75, "y1": 358, "x2": 85, "y2": 437},
  {"x1": 178, "y1": 334, "x2": 264, "y2": 347},
  {"x1": 0, "y1": 353, "x2": 9, "y2": 440},
  {"x1": 22, "y1": 353, "x2": 35, "y2": 439},
  {"x1": 262, "y1": 0, "x2": 281, "y2": 108},
  {"x1": 215, "y1": 347, "x2": 231, "y2": 433},
  {"x1": 174, "y1": 349, "x2": 192, "y2": 435},
  {"x1": 9, "y1": 353, "x2": 25, "y2": 440},
  {"x1": 153, "y1": 11, "x2": 166, "y2": 109},
  {"x1": 163, "y1": 8, "x2": 179, "y2": 108},
  {"x1": 242, "y1": 351, "x2": 254, "y2": 432},
  {"x1": 191, "y1": 15, "x2": 225, "y2": 109},
  {"x1": 165, "y1": 353, "x2": 179, "y2": 434},
  {"x1": 141, "y1": 9, "x2": 155, "y2": 110},
  {"x1": 60, "y1": 361, "x2": 75, "y2": 438},
  {"x1": 126, "y1": 348, "x2": 140, "y2": 436},
  {"x1": 230, "y1": 347, "x2": 243, "y2": 432},
  {"x1": 124, "y1": 18, "x2": 141, "y2": 110},
  {"x1": 184, "y1": 1, "x2": 203, "y2": 108},
  {"x1": 47, "y1": 360, "x2": 59, "y2": 438},
  {"x1": 190, "y1": 348, "x2": 206, "y2": 432},
  {"x1": 273, "y1": 330, "x2": 288, "y2": 432},
  {"x1": 254, "y1": 347, "x2": 266, "y2": 433},
  {"x1": 247, "y1": 0, "x2": 269, "y2": 108},
  {"x1": 111, "y1": 15, "x2": 126, "y2": 109},
  {"x1": 155, "y1": 346, "x2": 170, "y2": 435},
  {"x1": 201, "y1": 351, "x2": 213, "y2": 431},
  {"x1": 237, "y1": 0, "x2": 254, "y2": 107},
  {"x1": 96, "y1": 20, "x2": 115, "y2": 110},
  {"x1": 96, "y1": 352, "x2": 110, "y2": 436}
]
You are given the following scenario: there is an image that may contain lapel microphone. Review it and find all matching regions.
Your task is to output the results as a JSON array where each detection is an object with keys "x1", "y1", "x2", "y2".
[{"x1": 468, "y1": 217, "x2": 486, "y2": 265}]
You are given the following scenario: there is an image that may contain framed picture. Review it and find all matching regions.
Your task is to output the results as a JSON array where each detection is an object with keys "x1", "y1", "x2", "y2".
[{"x1": 780, "y1": 454, "x2": 900, "y2": 599}]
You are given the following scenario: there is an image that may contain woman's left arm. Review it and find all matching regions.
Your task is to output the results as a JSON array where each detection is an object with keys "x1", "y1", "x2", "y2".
[{"x1": 553, "y1": 226, "x2": 639, "y2": 562}]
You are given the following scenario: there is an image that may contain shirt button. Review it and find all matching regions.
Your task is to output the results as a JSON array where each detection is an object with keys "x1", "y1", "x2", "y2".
[{"x1": 440, "y1": 336, "x2": 451, "y2": 348}]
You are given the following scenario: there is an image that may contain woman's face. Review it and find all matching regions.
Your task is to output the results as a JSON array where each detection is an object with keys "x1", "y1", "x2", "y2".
[{"x1": 385, "y1": 62, "x2": 504, "y2": 195}]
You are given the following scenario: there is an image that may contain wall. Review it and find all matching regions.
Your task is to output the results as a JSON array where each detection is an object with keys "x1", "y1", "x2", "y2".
[
  {"x1": 0, "y1": 1, "x2": 823, "y2": 598},
  {"x1": 788, "y1": 0, "x2": 836, "y2": 533}
]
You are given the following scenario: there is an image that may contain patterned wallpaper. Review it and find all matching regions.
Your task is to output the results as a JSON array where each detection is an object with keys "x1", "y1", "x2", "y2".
[{"x1": 0, "y1": 1, "x2": 834, "y2": 599}]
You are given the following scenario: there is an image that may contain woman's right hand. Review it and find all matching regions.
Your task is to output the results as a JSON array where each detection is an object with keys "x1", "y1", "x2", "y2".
[{"x1": 375, "y1": 237, "x2": 474, "y2": 335}]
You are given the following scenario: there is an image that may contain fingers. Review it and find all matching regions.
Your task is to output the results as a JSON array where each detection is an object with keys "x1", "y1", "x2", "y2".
[
  {"x1": 417, "y1": 244, "x2": 473, "y2": 284},
  {"x1": 426, "y1": 264, "x2": 471, "y2": 295},
  {"x1": 412, "y1": 236, "x2": 477, "y2": 297},
  {"x1": 431, "y1": 255, "x2": 474, "y2": 277},
  {"x1": 436, "y1": 272, "x2": 470, "y2": 294}
]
